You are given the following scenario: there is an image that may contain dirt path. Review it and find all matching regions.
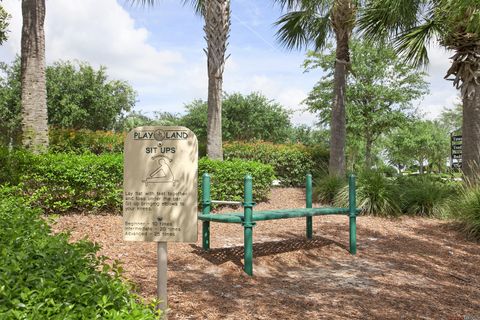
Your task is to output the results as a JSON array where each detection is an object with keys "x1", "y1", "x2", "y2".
[{"x1": 53, "y1": 188, "x2": 480, "y2": 319}]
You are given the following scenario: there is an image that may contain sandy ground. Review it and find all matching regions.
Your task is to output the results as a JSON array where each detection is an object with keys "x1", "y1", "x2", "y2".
[{"x1": 52, "y1": 188, "x2": 480, "y2": 320}]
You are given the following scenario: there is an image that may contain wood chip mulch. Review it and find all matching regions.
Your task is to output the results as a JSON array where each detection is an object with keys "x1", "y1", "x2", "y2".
[{"x1": 51, "y1": 188, "x2": 480, "y2": 320}]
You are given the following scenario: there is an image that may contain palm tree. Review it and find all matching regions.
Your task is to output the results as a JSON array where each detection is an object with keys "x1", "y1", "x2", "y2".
[
  {"x1": 21, "y1": 0, "x2": 48, "y2": 153},
  {"x1": 359, "y1": 0, "x2": 480, "y2": 182},
  {"x1": 131, "y1": 0, "x2": 229, "y2": 160},
  {"x1": 274, "y1": 0, "x2": 357, "y2": 177}
]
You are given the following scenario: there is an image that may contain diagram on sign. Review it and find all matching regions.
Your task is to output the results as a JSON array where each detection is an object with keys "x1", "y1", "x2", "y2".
[{"x1": 144, "y1": 154, "x2": 175, "y2": 185}]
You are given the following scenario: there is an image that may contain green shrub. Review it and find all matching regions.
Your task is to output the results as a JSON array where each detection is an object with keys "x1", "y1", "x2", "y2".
[
  {"x1": 396, "y1": 175, "x2": 458, "y2": 216},
  {"x1": 336, "y1": 170, "x2": 400, "y2": 216},
  {"x1": 49, "y1": 128, "x2": 125, "y2": 154},
  {"x1": 199, "y1": 157, "x2": 275, "y2": 203},
  {"x1": 223, "y1": 141, "x2": 328, "y2": 187},
  {"x1": 313, "y1": 175, "x2": 346, "y2": 204},
  {"x1": 0, "y1": 150, "x2": 124, "y2": 213},
  {"x1": 0, "y1": 147, "x2": 35, "y2": 185},
  {"x1": 1, "y1": 150, "x2": 274, "y2": 213},
  {"x1": 21, "y1": 152, "x2": 123, "y2": 213},
  {"x1": 445, "y1": 183, "x2": 480, "y2": 240},
  {"x1": 0, "y1": 187, "x2": 158, "y2": 319}
]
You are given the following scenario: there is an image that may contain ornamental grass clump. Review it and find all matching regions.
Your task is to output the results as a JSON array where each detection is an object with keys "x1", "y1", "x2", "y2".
[
  {"x1": 445, "y1": 172, "x2": 480, "y2": 241},
  {"x1": 335, "y1": 170, "x2": 400, "y2": 216},
  {"x1": 313, "y1": 174, "x2": 346, "y2": 205},
  {"x1": 396, "y1": 175, "x2": 457, "y2": 216}
]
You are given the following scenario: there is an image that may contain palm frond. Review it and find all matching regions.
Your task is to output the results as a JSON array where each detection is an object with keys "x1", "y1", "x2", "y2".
[
  {"x1": 273, "y1": 0, "x2": 331, "y2": 12},
  {"x1": 181, "y1": 0, "x2": 204, "y2": 15},
  {"x1": 274, "y1": 10, "x2": 331, "y2": 51},
  {"x1": 358, "y1": 0, "x2": 424, "y2": 41},
  {"x1": 394, "y1": 19, "x2": 441, "y2": 68},
  {"x1": 127, "y1": 0, "x2": 204, "y2": 15},
  {"x1": 127, "y1": 0, "x2": 160, "y2": 7}
]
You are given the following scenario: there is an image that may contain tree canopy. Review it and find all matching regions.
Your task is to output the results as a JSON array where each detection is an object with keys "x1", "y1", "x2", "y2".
[
  {"x1": 0, "y1": 59, "x2": 136, "y2": 146},
  {"x1": 303, "y1": 39, "x2": 429, "y2": 168}
]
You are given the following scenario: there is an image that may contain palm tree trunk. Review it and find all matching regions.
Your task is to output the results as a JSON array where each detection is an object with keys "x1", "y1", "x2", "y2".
[
  {"x1": 204, "y1": 0, "x2": 230, "y2": 160},
  {"x1": 462, "y1": 86, "x2": 480, "y2": 182},
  {"x1": 21, "y1": 0, "x2": 48, "y2": 153},
  {"x1": 329, "y1": 0, "x2": 355, "y2": 177},
  {"x1": 207, "y1": 74, "x2": 223, "y2": 159},
  {"x1": 328, "y1": 32, "x2": 349, "y2": 177}
]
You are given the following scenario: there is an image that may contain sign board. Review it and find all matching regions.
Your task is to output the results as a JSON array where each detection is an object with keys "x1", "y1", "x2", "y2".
[
  {"x1": 123, "y1": 126, "x2": 198, "y2": 242},
  {"x1": 451, "y1": 144, "x2": 462, "y2": 150},
  {"x1": 450, "y1": 131, "x2": 462, "y2": 169}
]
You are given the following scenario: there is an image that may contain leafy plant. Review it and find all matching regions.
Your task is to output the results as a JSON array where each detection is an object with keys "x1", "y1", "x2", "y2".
[
  {"x1": 313, "y1": 174, "x2": 346, "y2": 204},
  {"x1": 336, "y1": 170, "x2": 400, "y2": 216},
  {"x1": 396, "y1": 175, "x2": 458, "y2": 216},
  {"x1": 224, "y1": 141, "x2": 328, "y2": 187},
  {"x1": 199, "y1": 158, "x2": 275, "y2": 203},
  {"x1": 0, "y1": 187, "x2": 158, "y2": 319}
]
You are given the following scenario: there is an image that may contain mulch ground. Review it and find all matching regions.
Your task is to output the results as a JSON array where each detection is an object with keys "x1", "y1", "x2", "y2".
[{"x1": 52, "y1": 188, "x2": 480, "y2": 320}]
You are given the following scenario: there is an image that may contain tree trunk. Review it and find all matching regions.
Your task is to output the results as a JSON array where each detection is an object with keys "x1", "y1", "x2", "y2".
[
  {"x1": 329, "y1": 0, "x2": 355, "y2": 177},
  {"x1": 328, "y1": 32, "x2": 349, "y2": 177},
  {"x1": 462, "y1": 86, "x2": 480, "y2": 183},
  {"x1": 204, "y1": 0, "x2": 230, "y2": 160},
  {"x1": 207, "y1": 74, "x2": 223, "y2": 159},
  {"x1": 21, "y1": 0, "x2": 48, "y2": 153}
]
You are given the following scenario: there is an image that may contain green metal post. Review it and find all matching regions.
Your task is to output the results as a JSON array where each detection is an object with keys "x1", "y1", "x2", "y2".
[
  {"x1": 348, "y1": 174, "x2": 357, "y2": 255},
  {"x1": 202, "y1": 173, "x2": 211, "y2": 251},
  {"x1": 243, "y1": 175, "x2": 255, "y2": 276},
  {"x1": 306, "y1": 174, "x2": 313, "y2": 239}
]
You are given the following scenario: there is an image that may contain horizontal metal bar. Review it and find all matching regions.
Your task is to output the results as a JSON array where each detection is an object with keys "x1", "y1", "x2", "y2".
[{"x1": 211, "y1": 200, "x2": 243, "y2": 205}]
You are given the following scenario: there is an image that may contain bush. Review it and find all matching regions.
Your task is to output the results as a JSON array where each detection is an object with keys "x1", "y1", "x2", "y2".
[
  {"x1": 0, "y1": 188, "x2": 158, "y2": 319},
  {"x1": 336, "y1": 170, "x2": 400, "y2": 216},
  {"x1": 445, "y1": 183, "x2": 480, "y2": 240},
  {"x1": 199, "y1": 158, "x2": 275, "y2": 203},
  {"x1": 0, "y1": 150, "x2": 123, "y2": 213},
  {"x1": 1, "y1": 149, "x2": 274, "y2": 213},
  {"x1": 396, "y1": 175, "x2": 458, "y2": 216},
  {"x1": 313, "y1": 175, "x2": 346, "y2": 204},
  {"x1": 49, "y1": 128, "x2": 125, "y2": 154},
  {"x1": 223, "y1": 141, "x2": 328, "y2": 187},
  {"x1": 0, "y1": 147, "x2": 35, "y2": 185}
]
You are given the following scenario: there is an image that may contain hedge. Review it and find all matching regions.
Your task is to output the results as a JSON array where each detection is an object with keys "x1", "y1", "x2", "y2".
[
  {"x1": 0, "y1": 186, "x2": 158, "y2": 319},
  {"x1": 0, "y1": 149, "x2": 274, "y2": 213},
  {"x1": 199, "y1": 158, "x2": 275, "y2": 203},
  {"x1": 224, "y1": 141, "x2": 329, "y2": 187},
  {"x1": 49, "y1": 128, "x2": 125, "y2": 154}
]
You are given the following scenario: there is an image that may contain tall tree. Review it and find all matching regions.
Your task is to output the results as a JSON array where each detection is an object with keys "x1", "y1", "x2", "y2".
[
  {"x1": 21, "y1": 0, "x2": 48, "y2": 152},
  {"x1": 130, "y1": 0, "x2": 228, "y2": 160},
  {"x1": 204, "y1": 0, "x2": 229, "y2": 160},
  {"x1": 303, "y1": 40, "x2": 429, "y2": 168},
  {"x1": 275, "y1": 0, "x2": 357, "y2": 176},
  {"x1": 359, "y1": 0, "x2": 480, "y2": 182}
]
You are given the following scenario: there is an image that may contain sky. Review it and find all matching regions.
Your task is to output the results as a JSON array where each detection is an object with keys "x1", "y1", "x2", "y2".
[{"x1": 0, "y1": 0, "x2": 460, "y2": 126}]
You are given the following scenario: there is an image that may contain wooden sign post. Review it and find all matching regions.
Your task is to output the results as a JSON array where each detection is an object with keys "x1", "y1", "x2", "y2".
[{"x1": 123, "y1": 126, "x2": 198, "y2": 315}]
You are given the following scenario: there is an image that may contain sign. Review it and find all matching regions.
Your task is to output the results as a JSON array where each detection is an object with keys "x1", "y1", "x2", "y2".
[
  {"x1": 452, "y1": 162, "x2": 462, "y2": 169},
  {"x1": 451, "y1": 144, "x2": 462, "y2": 150},
  {"x1": 450, "y1": 131, "x2": 462, "y2": 169},
  {"x1": 123, "y1": 126, "x2": 198, "y2": 242}
]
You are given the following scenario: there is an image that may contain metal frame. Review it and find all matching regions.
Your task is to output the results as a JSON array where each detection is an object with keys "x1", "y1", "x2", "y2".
[{"x1": 200, "y1": 173, "x2": 358, "y2": 276}]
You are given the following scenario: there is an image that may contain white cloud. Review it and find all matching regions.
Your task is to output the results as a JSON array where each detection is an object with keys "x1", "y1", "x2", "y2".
[{"x1": 0, "y1": 0, "x2": 458, "y2": 127}]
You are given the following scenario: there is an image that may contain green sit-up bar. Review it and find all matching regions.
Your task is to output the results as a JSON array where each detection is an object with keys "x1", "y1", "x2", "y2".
[{"x1": 199, "y1": 173, "x2": 358, "y2": 276}]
